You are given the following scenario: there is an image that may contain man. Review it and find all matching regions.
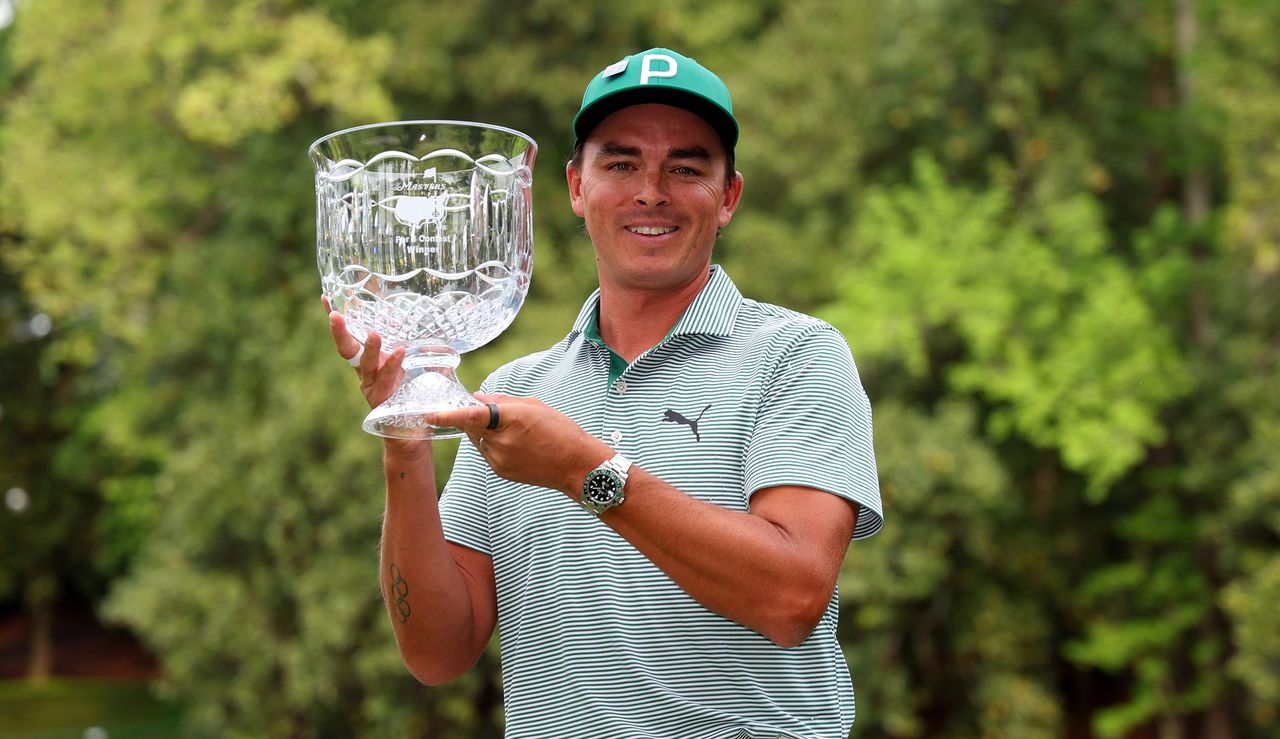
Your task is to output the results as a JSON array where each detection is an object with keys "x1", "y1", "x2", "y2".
[{"x1": 329, "y1": 48, "x2": 883, "y2": 738}]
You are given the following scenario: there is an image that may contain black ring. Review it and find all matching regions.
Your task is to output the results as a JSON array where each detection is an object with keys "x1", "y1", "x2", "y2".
[{"x1": 485, "y1": 403, "x2": 500, "y2": 430}]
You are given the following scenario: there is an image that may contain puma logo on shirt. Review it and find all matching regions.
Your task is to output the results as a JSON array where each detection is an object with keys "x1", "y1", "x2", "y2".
[{"x1": 662, "y1": 404, "x2": 711, "y2": 442}]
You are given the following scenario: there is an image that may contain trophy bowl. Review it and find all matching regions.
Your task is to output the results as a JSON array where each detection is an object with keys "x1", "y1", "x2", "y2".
[{"x1": 310, "y1": 121, "x2": 536, "y2": 439}]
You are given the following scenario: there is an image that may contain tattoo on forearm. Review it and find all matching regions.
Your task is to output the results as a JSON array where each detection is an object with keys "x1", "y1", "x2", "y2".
[
  {"x1": 400, "y1": 472, "x2": 406, "y2": 480},
  {"x1": 387, "y1": 562, "x2": 411, "y2": 623}
]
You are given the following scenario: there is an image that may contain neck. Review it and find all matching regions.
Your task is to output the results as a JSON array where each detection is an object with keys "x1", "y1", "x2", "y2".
[{"x1": 597, "y1": 267, "x2": 711, "y2": 362}]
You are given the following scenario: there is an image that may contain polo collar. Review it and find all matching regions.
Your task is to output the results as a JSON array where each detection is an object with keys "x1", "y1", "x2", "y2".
[{"x1": 569, "y1": 265, "x2": 743, "y2": 342}]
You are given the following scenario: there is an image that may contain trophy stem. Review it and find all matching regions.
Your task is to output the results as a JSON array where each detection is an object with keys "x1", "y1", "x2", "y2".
[{"x1": 362, "y1": 347, "x2": 482, "y2": 440}]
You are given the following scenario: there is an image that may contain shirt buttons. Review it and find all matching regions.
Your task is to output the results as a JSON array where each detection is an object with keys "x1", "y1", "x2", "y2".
[
  {"x1": 614, "y1": 379, "x2": 628, "y2": 394},
  {"x1": 610, "y1": 430, "x2": 623, "y2": 444}
]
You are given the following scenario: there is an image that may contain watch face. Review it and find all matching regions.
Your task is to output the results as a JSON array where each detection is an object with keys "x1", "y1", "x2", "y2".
[{"x1": 584, "y1": 469, "x2": 622, "y2": 507}]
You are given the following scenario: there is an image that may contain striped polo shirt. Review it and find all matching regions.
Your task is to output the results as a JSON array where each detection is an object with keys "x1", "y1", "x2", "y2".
[{"x1": 439, "y1": 265, "x2": 883, "y2": 738}]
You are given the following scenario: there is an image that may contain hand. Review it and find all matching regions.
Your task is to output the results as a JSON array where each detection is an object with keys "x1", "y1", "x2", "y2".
[
  {"x1": 324, "y1": 296, "x2": 425, "y2": 459},
  {"x1": 428, "y1": 394, "x2": 615, "y2": 496}
]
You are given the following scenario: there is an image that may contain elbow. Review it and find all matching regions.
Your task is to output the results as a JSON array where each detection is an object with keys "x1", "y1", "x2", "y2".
[
  {"x1": 759, "y1": 586, "x2": 833, "y2": 649},
  {"x1": 414, "y1": 671, "x2": 461, "y2": 687},
  {"x1": 409, "y1": 664, "x2": 458, "y2": 687},
  {"x1": 762, "y1": 614, "x2": 823, "y2": 650},
  {"x1": 400, "y1": 645, "x2": 482, "y2": 686},
  {"x1": 405, "y1": 655, "x2": 472, "y2": 687}
]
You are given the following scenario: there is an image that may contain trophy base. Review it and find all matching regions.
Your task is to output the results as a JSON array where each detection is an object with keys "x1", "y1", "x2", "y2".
[{"x1": 362, "y1": 352, "x2": 481, "y2": 440}]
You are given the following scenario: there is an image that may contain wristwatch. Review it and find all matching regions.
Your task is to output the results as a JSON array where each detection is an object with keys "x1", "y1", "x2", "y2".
[{"x1": 581, "y1": 453, "x2": 632, "y2": 515}]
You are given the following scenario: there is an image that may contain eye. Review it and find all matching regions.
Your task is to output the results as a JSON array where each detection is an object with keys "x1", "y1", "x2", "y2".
[
  {"x1": 672, "y1": 165, "x2": 702, "y2": 177},
  {"x1": 607, "y1": 161, "x2": 636, "y2": 172}
]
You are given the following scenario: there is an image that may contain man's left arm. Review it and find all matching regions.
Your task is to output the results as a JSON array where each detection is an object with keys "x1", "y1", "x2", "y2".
[
  {"x1": 602, "y1": 468, "x2": 859, "y2": 648},
  {"x1": 429, "y1": 330, "x2": 878, "y2": 648}
]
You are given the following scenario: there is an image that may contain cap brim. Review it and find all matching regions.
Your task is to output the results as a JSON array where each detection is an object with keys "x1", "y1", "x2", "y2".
[{"x1": 573, "y1": 87, "x2": 738, "y2": 155}]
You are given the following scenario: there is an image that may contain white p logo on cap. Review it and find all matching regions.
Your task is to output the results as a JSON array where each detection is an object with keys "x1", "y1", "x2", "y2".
[{"x1": 639, "y1": 54, "x2": 678, "y2": 85}]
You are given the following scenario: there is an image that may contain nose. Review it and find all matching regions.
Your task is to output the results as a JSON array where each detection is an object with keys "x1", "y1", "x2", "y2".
[{"x1": 634, "y1": 169, "x2": 670, "y2": 207}]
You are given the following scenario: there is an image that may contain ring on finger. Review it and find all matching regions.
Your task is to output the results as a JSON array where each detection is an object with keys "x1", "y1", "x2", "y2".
[
  {"x1": 346, "y1": 344, "x2": 365, "y2": 367},
  {"x1": 485, "y1": 403, "x2": 500, "y2": 430},
  {"x1": 477, "y1": 436, "x2": 487, "y2": 455}
]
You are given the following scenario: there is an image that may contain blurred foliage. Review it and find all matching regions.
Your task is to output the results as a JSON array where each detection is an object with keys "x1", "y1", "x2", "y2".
[{"x1": 0, "y1": 0, "x2": 1277, "y2": 737}]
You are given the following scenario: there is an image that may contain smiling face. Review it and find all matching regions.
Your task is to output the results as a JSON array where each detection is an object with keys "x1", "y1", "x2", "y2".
[{"x1": 567, "y1": 103, "x2": 743, "y2": 297}]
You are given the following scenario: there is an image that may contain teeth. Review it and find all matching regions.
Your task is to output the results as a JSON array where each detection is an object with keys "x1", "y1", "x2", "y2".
[{"x1": 628, "y1": 225, "x2": 676, "y2": 235}]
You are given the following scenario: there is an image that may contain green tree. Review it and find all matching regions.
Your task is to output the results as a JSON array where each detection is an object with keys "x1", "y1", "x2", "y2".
[
  {"x1": 732, "y1": 1, "x2": 1278, "y2": 737},
  {"x1": 0, "y1": 0, "x2": 117, "y2": 684},
  {"x1": 0, "y1": 0, "x2": 778, "y2": 735},
  {"x1": 2, "y1": 0, "x2": 1278, "y2": 736}
]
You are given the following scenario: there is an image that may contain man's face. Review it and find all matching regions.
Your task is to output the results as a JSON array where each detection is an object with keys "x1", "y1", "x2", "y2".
[{"x1": 567, "y1": 103, "x2": 743, "y2": 295}]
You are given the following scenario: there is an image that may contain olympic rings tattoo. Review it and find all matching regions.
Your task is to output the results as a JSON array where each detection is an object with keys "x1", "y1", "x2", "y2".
[{"x1": 387, "y1": 562, "x2": 411, "y2": 624}]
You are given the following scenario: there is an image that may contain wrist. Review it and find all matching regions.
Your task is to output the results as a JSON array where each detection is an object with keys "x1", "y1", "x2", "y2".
[
  {"x1": 580, "y1": 452, "x2": 632, "y2": 515},
  {"x1": 383, "y1": 439, "x2": 433, "y2": 467},
  {"x1": 562, "y1": 441, "x2": 615, "y2": 498}
]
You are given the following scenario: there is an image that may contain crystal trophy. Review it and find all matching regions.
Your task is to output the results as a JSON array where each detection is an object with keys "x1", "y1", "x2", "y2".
[{"x1": 310, "y1": 121, "x2": 536, "y2": 439}]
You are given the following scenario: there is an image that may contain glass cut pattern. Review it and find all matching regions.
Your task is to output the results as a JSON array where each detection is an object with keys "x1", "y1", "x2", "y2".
[{"x1": 310, "y1": 121, "x2": 537, "y2": 439}]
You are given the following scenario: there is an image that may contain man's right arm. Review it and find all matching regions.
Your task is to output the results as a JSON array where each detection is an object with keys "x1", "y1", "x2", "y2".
[
  {"x1": 379, "y1": 444, "x2": 497, "y2": 685},
  {"x1": 326, "y1": 301, "x2": 497, "y2": 684}
]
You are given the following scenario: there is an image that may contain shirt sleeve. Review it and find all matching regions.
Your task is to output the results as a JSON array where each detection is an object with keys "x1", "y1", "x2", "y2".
[
  {"x1": 437, "y1": 381, "x2": 496, "y2": 555},
  {"x1": 742, "y1": 324, "x2": 884, "y2": 540}
]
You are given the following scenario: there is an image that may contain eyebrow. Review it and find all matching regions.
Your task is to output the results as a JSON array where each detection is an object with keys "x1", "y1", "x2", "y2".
[
  {"x1": 598, "y1": 142, "x2": 641, "y2": 158},
  {"x1": 668, "y1": 146, "x2": 713, "y2": 162},
  {"x1": 595, "y1": 142, "x2": 714, "y2": 163}
]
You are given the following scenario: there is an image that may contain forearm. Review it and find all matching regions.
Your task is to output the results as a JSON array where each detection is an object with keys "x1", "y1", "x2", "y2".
[
  {"x1": 591, "y1": 468, "x2": 855, "y2": 648},
  {"x1": 427, "y1": 395, "x2": 856, "y2": 648},
  {"x1": 380, "y1": 445, "x2": 489, "y2": 683}
]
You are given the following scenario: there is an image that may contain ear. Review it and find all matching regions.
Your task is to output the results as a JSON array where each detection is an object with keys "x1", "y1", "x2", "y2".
[
  {"x1": 718, "y1": 171, "x2": 744, "y2": 229},
  {"x1": 566, "y1": 161, "x2": 586, "y2": 218}
]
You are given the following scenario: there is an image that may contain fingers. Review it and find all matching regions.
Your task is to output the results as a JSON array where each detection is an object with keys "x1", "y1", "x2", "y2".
[
  {"x1": 327, "y1": 306, "x2": 364, "y2": 364},
  {"x1": 432, "y1": 395, "x2": 535, "y2": 432},
  {"x1": 474, "y1": 393, "x2": 539, "y2": 407},
  {"x1": 325, "y1": 299, "x2": 397, "y2": 377},
  {"x1": 429, "y1": 403, "x2": 499, "y2": 435},
  {"x1": 358, "y1": 331, "x2": 383, "y2": 376},
  {"x1": 440, "y1": 400, "x2": 509, "y2": 466},
  {"x1": 324, "y1": 297, "x2": 413, "y2": 412},
  {"x1": 361, "y1": 337, "x2": 406, "y2": 408}
]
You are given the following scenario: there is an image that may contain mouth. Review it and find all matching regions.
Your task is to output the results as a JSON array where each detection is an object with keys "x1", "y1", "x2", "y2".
[{"x1": 626, "y1": 225, "x2": 678, "y2": 236}]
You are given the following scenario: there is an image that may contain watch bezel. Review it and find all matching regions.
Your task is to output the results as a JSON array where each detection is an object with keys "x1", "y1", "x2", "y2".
[{"x1": 582, "y1": 467, "x2": 625, "y2": 513}]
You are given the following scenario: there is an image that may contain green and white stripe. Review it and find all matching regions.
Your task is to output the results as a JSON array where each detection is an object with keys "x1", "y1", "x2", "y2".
[{"x1": 440, "y1": 265, "x2": 882, "y2": 738}]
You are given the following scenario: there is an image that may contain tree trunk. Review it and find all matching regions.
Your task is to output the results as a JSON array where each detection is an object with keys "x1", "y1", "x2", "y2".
[
  {"x1": 1174, "y1": 5, "x2": 1233, "y2": 737},
  {"x1": 27, "y1": 595, "x2": 53, "y2": 682},
  {"x1": 1175, "y1": 0, "x2": 1214, "y2": 350},
  {"x1": 1159, "y1": 713, "x2": 1185, "y2": 739}
]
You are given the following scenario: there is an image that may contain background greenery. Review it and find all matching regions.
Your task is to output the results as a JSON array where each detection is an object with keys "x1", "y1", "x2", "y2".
[{"x1": 0, "y1": 0, "x2": 1277, "y2": 737}]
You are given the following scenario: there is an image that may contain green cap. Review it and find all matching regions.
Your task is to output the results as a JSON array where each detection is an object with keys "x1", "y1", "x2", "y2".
[{"x1": 573, "y1": 48, "x2": 738, "y2": 156}]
